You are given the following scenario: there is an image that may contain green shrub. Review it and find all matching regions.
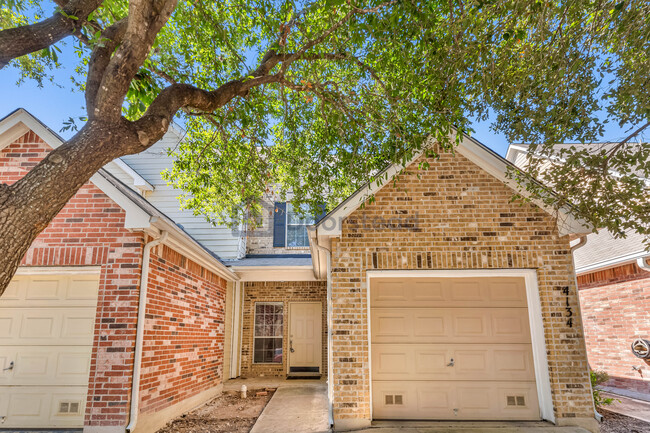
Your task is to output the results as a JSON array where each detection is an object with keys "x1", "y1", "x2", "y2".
[{"x1": 591, "y1": 370, "x2": 615, "y2": 407}]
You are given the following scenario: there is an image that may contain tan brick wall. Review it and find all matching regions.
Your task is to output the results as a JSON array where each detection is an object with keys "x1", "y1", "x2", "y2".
[
  {"x1": 241, "y1": 281, "x2": 327, "y2": 377},
  {"x1": 329, "y1": 152, "x2": 594, "y2": 426}
]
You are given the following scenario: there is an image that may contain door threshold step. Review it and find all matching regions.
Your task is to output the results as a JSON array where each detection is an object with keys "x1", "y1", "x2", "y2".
[{"x1": 287, "y1": 372, "x2": 322, "y2": 379}]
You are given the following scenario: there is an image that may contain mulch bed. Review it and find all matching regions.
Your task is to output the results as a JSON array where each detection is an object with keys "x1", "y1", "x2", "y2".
[
  {"x1": 599, "y1": 408, "x2": 650, "y2": 433},
  {"x1": 156, "y1": 389, "x2": 275, "y2": 433}
]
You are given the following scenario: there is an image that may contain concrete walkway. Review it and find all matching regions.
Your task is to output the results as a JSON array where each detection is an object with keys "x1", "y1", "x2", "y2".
[
  {"x1": 601, "y1": 391, "x2": 650, "y2": 423},
  {"x1": 224, "y1": 377, "x2": 330, "y2": 433}
]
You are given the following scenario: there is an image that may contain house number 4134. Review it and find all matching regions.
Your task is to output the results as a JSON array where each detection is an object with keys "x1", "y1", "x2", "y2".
[{"x1": 560, "y1": 286, "x2": 573, "y2": 328}]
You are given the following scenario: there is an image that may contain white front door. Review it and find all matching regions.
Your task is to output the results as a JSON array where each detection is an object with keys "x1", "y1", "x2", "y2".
[
  {"x1": 289, "y1": 302, "x2": 322, "y2": 373},
  {"x1": 0, "y1": 270, "x2": 100, "y2": 428}
]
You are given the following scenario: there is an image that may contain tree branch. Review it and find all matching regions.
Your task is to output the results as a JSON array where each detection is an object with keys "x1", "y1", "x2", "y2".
[
  {"x1": 93, "y1": 0, "x2": 178, "y2": 120},
  {"x1": 132, "y1": 73, "x2": 284, "y2": 148},
  {"x1": 86, "y1": 19, "x2": 128, "y2": 118},
  {"x1": 0, "y1": 0, "x2": 103, "y2": 68}
]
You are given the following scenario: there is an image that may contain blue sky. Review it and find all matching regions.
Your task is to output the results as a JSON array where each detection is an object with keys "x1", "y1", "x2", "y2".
[{"x1": 0, "y1": 40, "x2": 633, "y2": 157}]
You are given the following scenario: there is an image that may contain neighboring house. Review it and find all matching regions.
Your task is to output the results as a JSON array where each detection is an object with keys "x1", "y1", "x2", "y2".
[
  {"x1": 507, "y1": 144, "x2": 650, "y2": 402},
  {"x1": 0, "y1": 109, "x2": 239, "y2": 433},
  {"x1": 0, "y1": 109, "x2": 599, "y2": 433}
]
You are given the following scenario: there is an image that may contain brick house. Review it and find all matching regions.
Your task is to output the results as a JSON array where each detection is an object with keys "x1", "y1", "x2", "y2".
[
  {"x1": 0, "y1": 110, "x2": 238, "y2": 433},
  {"x1": 1, "y1": 109, "x2": 598, "y2": 432},
  {"x1": 507, "y1": 144, "x2": 650, "y2": 403}
]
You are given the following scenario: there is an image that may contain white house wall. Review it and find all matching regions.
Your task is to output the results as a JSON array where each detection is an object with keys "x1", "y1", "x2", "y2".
[{"x1": 105, "y1": 129, "x2": 242, "y2": 259}]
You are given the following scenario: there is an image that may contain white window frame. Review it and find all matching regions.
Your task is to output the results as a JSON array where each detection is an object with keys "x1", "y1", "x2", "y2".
[
  {"x1": 285, "y1": 203, "x2": 314, "y2": 248},
  {"x1": 253, "y1": 302, "x2": 284, "y2": 364}
]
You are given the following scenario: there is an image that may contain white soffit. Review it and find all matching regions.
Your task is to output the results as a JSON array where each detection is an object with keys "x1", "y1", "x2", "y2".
[{"x1": 229, "y1": 266, "x2": 320, "y2": 282}]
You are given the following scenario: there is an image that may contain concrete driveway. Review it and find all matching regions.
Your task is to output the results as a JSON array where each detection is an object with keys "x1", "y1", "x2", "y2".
[
  {"x1": 226, "y1": 378, "x2": 592, "y2": 433},
  {"x1": 349, "y1": 421, "x2": 591, "y2": 432}
]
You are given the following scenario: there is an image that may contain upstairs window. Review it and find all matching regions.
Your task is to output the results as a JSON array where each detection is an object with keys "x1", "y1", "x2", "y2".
[
  {"x1": 286, "y1": 203, "x2": 314, "y2": 247},
  {"x1": 273, "y1": 202, "x2": 326, "y2": 248}
]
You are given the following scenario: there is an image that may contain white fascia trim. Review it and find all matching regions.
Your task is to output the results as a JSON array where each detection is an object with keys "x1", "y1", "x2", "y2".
[
  {"x1": 112, "y1": 159, "x2": 154, "y2": 192},
  {"x1": 0, "y1": 109, "x2": 154, "y2": 230},
  {"x1": 504, "y1": 144, "x2": 530, "y2": 163},
  {"x1": 90, "y1": 173, "x2": 152, "y2": 229},
  {"x1": 0, "y1": 122, "x2": 30, "y2": 151},
  {"x1": 0, "y1": 109, "x2": 62, "y2": 151},
  {"x1": 230, "y1": 266, "x2": 318, "y2": 282},
  {"x1": 575, "y1": 250, "x2": 650, "y2": 275},
  {"x1": 365, "y1": 269, "x2": 555, "y2": 424},
  {"x1": 14, "y1": 265, "x2": 102, "y2": 275}
]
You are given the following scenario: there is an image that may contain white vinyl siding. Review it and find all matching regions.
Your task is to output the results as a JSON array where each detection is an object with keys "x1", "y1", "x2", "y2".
[{"x1": 104, "y1": 129, "x2": 242, "y2": 259}]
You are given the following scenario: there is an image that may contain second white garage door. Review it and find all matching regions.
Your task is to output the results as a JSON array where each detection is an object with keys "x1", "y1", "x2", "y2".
[
  {"x1": 0, "y1": 270, "x2": 100, "y2": 428},
  {"x1": 370, "y1": 276, "x2": 539, "y2": 420}
]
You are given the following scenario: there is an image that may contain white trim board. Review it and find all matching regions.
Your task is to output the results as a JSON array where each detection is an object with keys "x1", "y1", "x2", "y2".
[
  {"x1": 14, "y1": 266, "x2": 102, "y2": 275},
  {"x1": 365, "y1": 269, "x2": 555, "y2": 424},
  {"x1": 229, "y1": 266, "x2": 320, "y2": 282},
  {"x1": 575, "y1": 250, "x2": 649, "y2": 275}
]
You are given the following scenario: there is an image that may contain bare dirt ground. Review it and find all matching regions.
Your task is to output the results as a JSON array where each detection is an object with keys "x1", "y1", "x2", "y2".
[
  {"x1": 600, "y1": 408, "x2": 650, "y2": 433},
  {"x1": 156, "y1": 389, "x2": 275, "y2": 433}
]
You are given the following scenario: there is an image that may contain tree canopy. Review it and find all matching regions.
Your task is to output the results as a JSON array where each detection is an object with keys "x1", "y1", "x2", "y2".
[{"x1": 0, "y1": 0, "x2": 649, "y2": 292}]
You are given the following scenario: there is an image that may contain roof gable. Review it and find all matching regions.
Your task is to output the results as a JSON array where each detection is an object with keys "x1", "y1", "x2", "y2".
[
  {"x1": 0, "y1": 108, "x2": 238, "y2": 281},
  {"x1": 315, "y1": 132, "x2": 591, "y2": 238}
]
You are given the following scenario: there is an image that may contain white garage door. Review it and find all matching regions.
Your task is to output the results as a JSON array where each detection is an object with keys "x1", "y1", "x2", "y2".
[
  {"x1": 371, "y1": 276, "x2": 539, "y2": 421},
  {"x1": 0, "y1": 271, "x2": 100, "y2": 428}
]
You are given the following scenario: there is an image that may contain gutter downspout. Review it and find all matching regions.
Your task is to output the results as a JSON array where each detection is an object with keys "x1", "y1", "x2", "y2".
[
  {"x1": 126, "y1": 231, "x2": 168, "y2": 433},
  {"x1": 637, "y1": 255, "x2": 650, "y2": 272},
  {"x1": 570, "y1": 235, "x2": 603, "y2": 423},
  {"x1": 312, "y1": 236, "x2": 333, "y2": 428}
]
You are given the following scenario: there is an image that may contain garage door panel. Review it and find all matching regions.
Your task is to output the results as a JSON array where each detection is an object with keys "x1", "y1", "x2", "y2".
[
  {"x1": 373, "y1": 345, "x2": 451, "y2": 380},
  {"x1": 373, "y1": 380, "x2": 539, "y2": 420},
  {"x1": 370, "y1": 277, "x2": 527, "y2": 308},
  {"x1": 2, "y1": 278, "x2": 22, "y2": 300},
  {"x1": 412, "y1": 281, "x2": 445, "y2": 302},
  {"x1": 0, "y1": 386, "x2": 87, "y2": 428},
  {"x1": 495, "y1": 383, "x2": 540, "y2": 418},
  {"x1": 487, "y1": 279, "x2": 527, "y2": 304},
  {"x1": 372, "y1": 381, "x2": 453, "y2": 419},
  {"x1": 0, "y1": 307, "x2": 97, "y2": 345},
  {"x1": 0, "y1": 274, "x2": 100, "y2": 308},
  {"x1": 373, "y1": 344, "x2": 534, "y2": 381},
  {"x1": 0, "y1": 347, "x2": 91, "y2": 386},
  {"x1": 492, "y1": 311, "x2": 531, "y2": 341},
  {"x1": 372, "y1": 308, "x2": 530, "y2": 344},
  {"x1": 0, "y1": 272, "x2": 99, "y2": 428},
  {"x1": 448, "y1": 280, "x2": 484, "y2": 302}
]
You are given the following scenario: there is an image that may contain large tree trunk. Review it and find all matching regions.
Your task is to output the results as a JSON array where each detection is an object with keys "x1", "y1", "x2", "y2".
[{"x1": 0, "y1": 118, "x2": 146, "y2": 295}]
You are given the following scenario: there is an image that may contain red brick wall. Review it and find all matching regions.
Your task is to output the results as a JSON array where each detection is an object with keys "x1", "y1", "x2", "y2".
[
  {"x1": 578, "y1": 262, "x2": 650, "y2": 396},
  {"x1": 2, "y1": 131, "x2": 145, "y2": 427},
  {"x1": 2, "y1": 131, "x2": 230, "y2": 427},
  {"x1": 139, "y1": 245, "x2": 228, "y2": 414}
]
